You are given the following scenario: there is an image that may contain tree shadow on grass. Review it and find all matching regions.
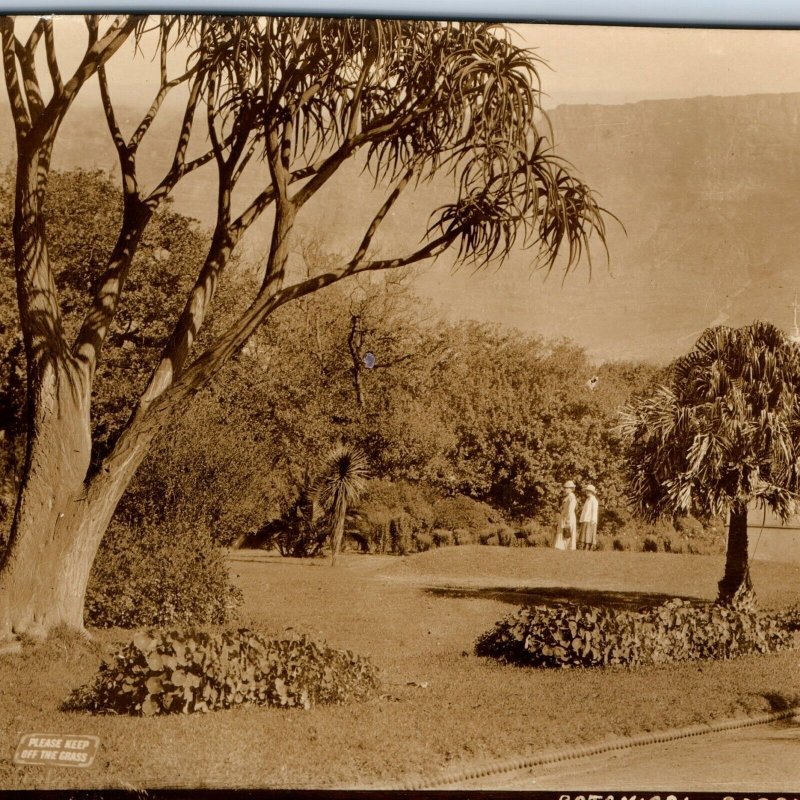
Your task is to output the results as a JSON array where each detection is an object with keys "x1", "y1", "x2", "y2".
[{"x1": 425, "y1": 585, "x2": 705, "y2": 610}]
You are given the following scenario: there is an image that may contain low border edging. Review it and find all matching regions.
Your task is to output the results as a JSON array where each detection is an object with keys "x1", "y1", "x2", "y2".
[{"x1": 394, "y1": 705, "x2": 800, "y2": 790}]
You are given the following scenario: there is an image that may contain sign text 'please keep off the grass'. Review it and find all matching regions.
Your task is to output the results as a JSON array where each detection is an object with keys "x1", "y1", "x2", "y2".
[{"x1": 13, "y1": 734, "x2": 99, "y2": 767}]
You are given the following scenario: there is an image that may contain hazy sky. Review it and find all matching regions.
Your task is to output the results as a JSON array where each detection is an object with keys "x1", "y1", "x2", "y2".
[
  {"x1": 31, "y1": 17, "x2": 800, "y2": 108},
  {"x1": 518, "y1": 25, "x2": 800, "y2": 106}
]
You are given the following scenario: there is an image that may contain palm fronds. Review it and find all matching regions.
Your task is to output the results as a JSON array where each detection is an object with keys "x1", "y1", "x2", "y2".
[
  {"x1": 620, "y1": 322, "x2": 800, "y2": 522},
  {"x1": 314, "y1": 443, "x2": 370, "y2": 565}
]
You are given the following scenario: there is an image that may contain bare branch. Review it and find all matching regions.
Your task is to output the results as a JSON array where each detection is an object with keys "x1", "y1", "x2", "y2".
[
  {"x1": 0, "y1": 18, "x2": 31, "y2": 132},
  {"x1": 146, "y1": 73, "x2": 207, "y2": 202},
  {"x1": 346, "y1": 46, "x2": 376, "y2": 142},
  {"x1": 97, "y1": 62, "x2": 128, "y2": 163},
  {"x1": 36, "y1": 15, "x2": 139, "y2": 143},
  {"x1": 148, "y1": 225, "x2": 460, "y2": 421},
  {"x1": 129, "y1": 47, "x2": 195, "y2": 150},
  {"x1": 73, "y1": 200, "x2": 152, "y2": 371},
  {"x1": 231, "y1": 137, "x2": 258, "y2": 185},
  {"x1": 350, "y1": 166, "x2": 414, "y2": 266},
  {"x1": 24, "y1": 18, "x2": 46, "y2": 52},
  {"x1": 14, "y1": 28, "x2": 44, "y2": 120},
  {"x1": 43, "y1": 19, "x2": 63, "y2": 96}
]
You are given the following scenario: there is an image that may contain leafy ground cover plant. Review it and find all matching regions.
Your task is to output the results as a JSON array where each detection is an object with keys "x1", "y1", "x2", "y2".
[
  {"x1": 67, "y1": 628, "x2": 379, "y2": 716},
  {"x1": 476, "y1": 597, "x2": 793, "y2": 669}
]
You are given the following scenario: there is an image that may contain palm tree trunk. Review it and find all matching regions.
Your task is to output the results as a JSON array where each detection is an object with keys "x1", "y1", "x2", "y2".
[
  {"x1": 330, "y1": 496, "x2": 347, "y2": 566},
  {"x1": 718, "y1": 501, "x2": 753, "y2": 603}
]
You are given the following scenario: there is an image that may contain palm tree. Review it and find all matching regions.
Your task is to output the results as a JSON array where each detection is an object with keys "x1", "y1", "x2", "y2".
[
  {"x1": 315, "y1": 444, "x2": 370, "y2": 566},
  {"x1": 620, "y1": 322, "x2": 800, "y2": 603}
]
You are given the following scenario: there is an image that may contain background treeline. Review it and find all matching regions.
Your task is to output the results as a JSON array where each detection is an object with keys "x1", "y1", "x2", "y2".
[{"x1": 0, "y1": 170, "x2": 721, "y2": 625}]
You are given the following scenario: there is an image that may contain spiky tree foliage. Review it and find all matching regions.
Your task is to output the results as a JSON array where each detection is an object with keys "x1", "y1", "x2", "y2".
[
  {"x1": 620, "y1": 322, "x2": 800, "y2": 603},
  {"x1": 316, "y1": 444, "x2": 370, "y2": 565},
  {"x1": 0, "y1": 15, "x2": 609, "y2": 638}
]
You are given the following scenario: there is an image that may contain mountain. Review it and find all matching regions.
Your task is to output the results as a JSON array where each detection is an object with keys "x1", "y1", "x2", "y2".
[
  {"x1": 415, "y1": 92, "x2": 800, "y2": 362},
  {"x1": 4, "y1": 93, "x2": 800, "y2": 362}
]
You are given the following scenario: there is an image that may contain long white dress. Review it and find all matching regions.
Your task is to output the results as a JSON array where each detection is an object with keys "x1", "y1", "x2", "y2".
[{"x1": 553, "y1": 492, "x2": 577, "y2": 550}]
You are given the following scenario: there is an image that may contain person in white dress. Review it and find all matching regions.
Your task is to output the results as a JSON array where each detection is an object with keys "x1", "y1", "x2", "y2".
[
  {"x1": 577, "y1": 484, "x2": 599, "y2": 550},
  {"x1": 553, "y1": 480, "x2": 577, "y2": 550}
]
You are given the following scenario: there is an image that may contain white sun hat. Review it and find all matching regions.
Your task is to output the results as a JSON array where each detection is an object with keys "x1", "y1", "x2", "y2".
[
  {"x1": 585, "y1": 484, "x2": 597, "y2": 493},
  {"x1": 563, "y1": 480, "x2": 576, "y2": 489}
]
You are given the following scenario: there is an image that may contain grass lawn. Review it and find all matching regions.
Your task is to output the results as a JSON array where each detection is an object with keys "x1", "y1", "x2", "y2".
[{"x1": 2, "y1": 546, "x2": 800, "y2": 790}]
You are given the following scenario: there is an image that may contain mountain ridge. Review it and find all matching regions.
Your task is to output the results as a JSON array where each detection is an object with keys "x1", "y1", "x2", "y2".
[{"x1": 2, "y1": 91, "x2": 800, "y2": 361}]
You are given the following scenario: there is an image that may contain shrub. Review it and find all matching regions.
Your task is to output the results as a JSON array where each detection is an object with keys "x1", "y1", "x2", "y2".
[
  {"x1": 85, "y1": 521, "x2": 243, "y2": 629},
  {"x1": 452, "y1": 528, "x2": 475, "y2": 546},
  {"x1": 642, "y1": 536, "x2": 658, "y2": 553},
  {"x1": 475, "y1": 598, "x2": 791, "y2": 669},
  {"x1": 526, "y1": 531, "x2": 551, "y2": 547},
  {"x1": 518, "y1": 519, "x2": 552, "y2": 547},
  {"x1": 496, "y1": 525, "x2": 515, "y2": 547},
  {"x1": 687, "y1": 539, "x2": 724, "y2": 556},
  {"x1": 251, "y1": 487, "x2": 329, "y2": 558},
  {"x1": 612, "y1": 537, "x2": 628, "y2": 551},
  {"x1": 389, "y1": 513, "x2": 413, "y2": 555},
  {"x1": 673, "y1": 514, "x2": 704, "y2": 537},
  {"x1": 431, "y1": 528, "x2": 454, "y2": 548},
  {"x1": 66, "y1": 628, "x2": 379, "y2": 715},
  {"x1": 661, "y1": 532, "x2": 685, "y2": 554},
  {"x1": 359, "y1": 480, "x2": 435, "y2": 531},
  {"x1": 431, "y1": 494, "x2": 500, "y2": 532},
  {"x1": 413, "y1": 531, "x2": 433, "y2": 552}
]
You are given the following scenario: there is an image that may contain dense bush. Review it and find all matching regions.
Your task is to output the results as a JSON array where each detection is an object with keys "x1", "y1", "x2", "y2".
[
  {"x1": 642, "y1": 536, "x2": 658, "y2": 553},
  {"x1": 249, "y1": 487, "x2": 330, "y2": 558},
  {"x1": 413, "y1": 531, "x2": 434, "y2": 551},
  {"x1": 475, "y1": 598, "x2": 791, "y2": 669},
  {"x1": 67, "y1": 628, "x2": 379, "y2": 715},
  {"x1": 389, "y1": 513, "x2": 413, "y2": 555},
  {"x1": 432, "y1": 494, "x2": 500, "y2": 532},
  {"x1": 85, "y1": 522, "x2": 243, "y2": 629},
  {"x1": 452, "y1": 528, "x2": 475, "y2": 546},
  {"x1": 496, "y1": 524, "x2": 515, "y2": 547},
  {"x1": 431, "y1": 528, "x2": 454, "y2": 547}
]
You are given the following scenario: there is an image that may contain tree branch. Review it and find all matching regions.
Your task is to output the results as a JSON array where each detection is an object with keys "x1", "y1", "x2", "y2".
[
  {"x1": 35, "y1": 15, "x2": 138, "y2": 145},
  {"x1": 14, "y1": 28, "x2": 44, "y2": 121},
  {"x1": 97, "y1": 62, "x2": 128, "y2": 163},
  {"x1": 0, "y1": 18, "x2": 31, "y2": 133},
  {"x1": 129, "y1": 49, "x2": 194, "y2": 151},
  {"x1": 148, "y1": 226, "x2": 460, "y2": 418},
  {"x1": 146, "y1": 73, "x2": 207, "y2": 202},
  {"x1": 350, "y1": 165, "x2": 414, "y2": 266},
  {"x1": 43, "y1": 19, "x2": 63, "y2": 96},
  {"x1": 72, "y1": 198, "x2": 152, "y2": 371}
]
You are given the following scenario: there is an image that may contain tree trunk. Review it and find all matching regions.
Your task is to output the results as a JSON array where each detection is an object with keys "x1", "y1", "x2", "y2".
[
  {"x1": 0, "y1": 354, "x2": 92, "y2": 637},
  {"x1": 0, "y1": 355, "x2": 155, "y2": 640},
  {"x1": 718, "y1": 502, "x2": 753, "y2": 604}
]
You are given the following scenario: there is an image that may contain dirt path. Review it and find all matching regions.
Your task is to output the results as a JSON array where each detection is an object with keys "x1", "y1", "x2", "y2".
[{"x1": 451, "y1": 716, "x2": 800, "y2": 791}]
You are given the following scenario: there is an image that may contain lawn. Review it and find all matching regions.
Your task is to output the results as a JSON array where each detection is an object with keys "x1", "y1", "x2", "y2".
[{"x1": 2, "y1": 546, "x2": 800, "y2": 790}]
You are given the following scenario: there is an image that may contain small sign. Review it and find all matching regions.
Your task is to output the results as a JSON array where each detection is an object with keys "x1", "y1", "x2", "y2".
[{"x1": 13, "y1": 734, "x2": 99, "y2": 768}]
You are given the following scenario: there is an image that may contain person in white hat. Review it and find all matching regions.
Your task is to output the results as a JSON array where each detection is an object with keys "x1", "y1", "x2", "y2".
[
  {"x1": 578, "y1": 484, "x2": 599, "y2": 550},
  {"x1": 553, "y1": 480, "x2": 577, "y2": 550}
]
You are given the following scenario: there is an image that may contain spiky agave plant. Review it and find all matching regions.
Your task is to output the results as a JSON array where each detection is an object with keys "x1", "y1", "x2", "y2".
[{"x1": 315, "y1": 444, "x2": 371, "y2": 566}]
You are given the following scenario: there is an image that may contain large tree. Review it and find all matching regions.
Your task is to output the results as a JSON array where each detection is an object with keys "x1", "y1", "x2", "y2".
[
  {"x1": 0, "y1": 15, "x2": 609, "y2": 640},
  {"x1": 620, "y1": 322, "x2": 800, "y2": 603}
]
